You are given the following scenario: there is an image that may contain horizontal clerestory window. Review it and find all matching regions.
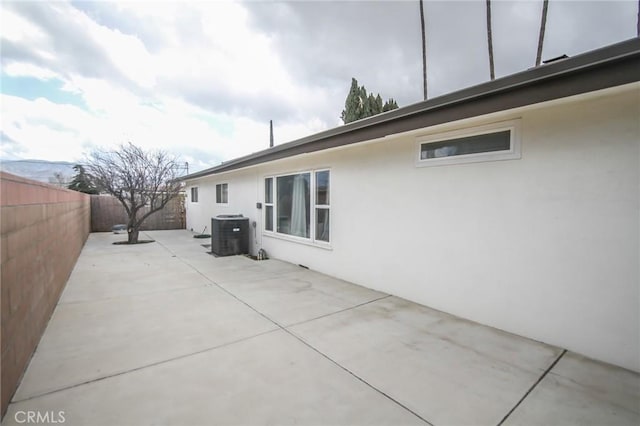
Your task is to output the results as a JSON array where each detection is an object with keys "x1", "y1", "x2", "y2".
[{"x1": 416, "y1": 120, "x2": 521, "y2": 167}]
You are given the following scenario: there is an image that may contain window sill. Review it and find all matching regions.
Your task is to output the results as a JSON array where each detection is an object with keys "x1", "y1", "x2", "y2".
[{"x1": 263, "y1": 232, "x2": 332, "y2": 250}]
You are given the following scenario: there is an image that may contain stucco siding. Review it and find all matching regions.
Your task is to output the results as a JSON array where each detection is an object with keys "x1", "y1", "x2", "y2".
[
  {"x1": 186, "y1": 86, "x2": 639, "y2": 372},
  {"x1": 186, "y1": 169, "x2": 261, "y2": 252}
]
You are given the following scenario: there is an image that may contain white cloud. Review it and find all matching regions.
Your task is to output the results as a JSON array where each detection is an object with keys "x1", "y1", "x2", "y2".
[
  {"x1": 1, "y1": 7, "x2": 46, "y2": 43},
  {"x1": 3, "y1": 62, "x2": 58, "y2": 80},
  {"x1": 0, "y1": 2, "x2": 295, "y2": 170},
  {"x1": 1, "y1": 95, "x2": 99, "y2": 161},
  {"x1": 35, "y1": 1, "x2": 156, "y2": 88},
  {"x1": 1, "y1": 0, "x2": 636, "y2": 173},
  {"x1": 89, "y1": 22, "x2": 156, "y2": 89}
]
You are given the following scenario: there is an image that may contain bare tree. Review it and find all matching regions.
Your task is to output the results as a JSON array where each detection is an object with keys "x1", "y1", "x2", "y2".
[
  {"x1": 419, "y1": 0, "x2": 428, "y2": 100},
  {"x1": 87, "y1": 143, "x2": 183, "y2": 244},
  {"x1": 536, "y1": 0, "x2": 550, "y2": 66},
  {"x1": 486, "y1": 0, "x2": 495, "y2": 80}
]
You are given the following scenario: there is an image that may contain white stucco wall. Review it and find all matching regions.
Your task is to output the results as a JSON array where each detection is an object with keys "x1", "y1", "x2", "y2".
[
  {"x1": 186, "y1": 85, "x2": 639, "y2": 372},
  {"x1": 186, "y1": 168, "x2": 263, "y2": 254}
]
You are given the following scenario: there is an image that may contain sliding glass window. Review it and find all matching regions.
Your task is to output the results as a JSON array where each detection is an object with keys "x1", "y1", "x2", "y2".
[
  {"x1": 277, "y1": 173, "x2": 310, "y2": 238},
  {"x1": 264, "y1": 170, "x2": 330, "y2": 244}
]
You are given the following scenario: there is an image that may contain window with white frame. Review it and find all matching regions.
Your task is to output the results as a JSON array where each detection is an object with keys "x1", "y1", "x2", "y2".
[
  {"x1": 216, "y1": 183, "x2": 228, "y2": 204},
  {"x1": 190, "y1": 187, "x2": 198, "y2": 203},
  {"x1": 416, "y1": 120, "x2": 521, "y2": 167},
  {"x1": 314, "y1": 170, "x2": 330, "y2": 242},
  {"x1": 264, "y1": 178, "x2": 274, "y2": 231},
  {"x1": 264, "y1": 170, "x2": 330, "y2": 244}
]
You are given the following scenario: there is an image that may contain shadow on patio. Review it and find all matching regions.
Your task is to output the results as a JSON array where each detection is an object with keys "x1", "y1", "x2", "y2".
[{"x1": 3, "y1": 230, "x2": 639, "y2": 426}]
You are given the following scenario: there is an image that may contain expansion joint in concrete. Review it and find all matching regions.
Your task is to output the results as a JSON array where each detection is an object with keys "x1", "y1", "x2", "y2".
[
  {"x1": 10, "y1": 329, "x2": 279, "y2": 404},
  {"x1": 153, "y1": 239, "x2": 433, "y2": 425},
  {"x1": 284, "y1": 295, "x2": 392, "y2": 329},
  {"x1": 497, "y1": 348, "x2": 567, "y2": 425}
]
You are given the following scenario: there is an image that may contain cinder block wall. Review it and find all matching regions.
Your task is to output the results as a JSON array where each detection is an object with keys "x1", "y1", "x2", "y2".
[{"x1": 0, "y1": 172, "x2": 90, "y2": 417}]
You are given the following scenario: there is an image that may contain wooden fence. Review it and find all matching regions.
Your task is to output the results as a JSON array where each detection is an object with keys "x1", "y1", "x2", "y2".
[{"x1": 90, "y1": 194, "x2": 185, "y2": 232}]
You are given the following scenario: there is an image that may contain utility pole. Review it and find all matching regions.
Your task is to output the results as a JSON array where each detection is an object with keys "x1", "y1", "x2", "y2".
[
  {"x1": 419, "y1": 0, "x2": 428, "y2": 100},
  {"x1": 486, "y1": 0, "x2": 495, "y2": 80},
  {"x1": 536, "y1": 0, "x2": 549, "y2": 66},
  {"x1": 269, "y1": 120, "x2": 274, "y2": 148}
]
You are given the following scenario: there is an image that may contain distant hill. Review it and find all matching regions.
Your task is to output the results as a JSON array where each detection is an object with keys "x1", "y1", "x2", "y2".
[{"x1": 0, "y1": 160, "x2": 77, "y2": 185}]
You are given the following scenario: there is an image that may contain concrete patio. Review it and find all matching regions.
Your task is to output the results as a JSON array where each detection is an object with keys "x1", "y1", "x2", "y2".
[{"x1": 3, "y1": 230, "x2": 639, "y2": 426}]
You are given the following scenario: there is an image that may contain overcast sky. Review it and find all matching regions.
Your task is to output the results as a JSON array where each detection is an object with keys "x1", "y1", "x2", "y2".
[{"x1": 1, "y1": 0, "x2": 636, "y2": 172}]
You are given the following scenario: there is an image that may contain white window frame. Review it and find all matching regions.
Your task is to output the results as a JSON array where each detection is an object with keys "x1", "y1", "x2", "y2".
[
  {"x1": 314, "y1": 170, "x2": 330, "y2": 244},
  {"x1": 190, "y1": 187, "x2": 198, "y2": 203},
  {"x1": 264, "y1": 177, "x2": 274, "y2": 232},
  {"x1": 416, "y1": 119, "x2": 521, "y2": 167},
  {"x1": 263, "y1": 169, "x2": 331, "y2": 248},
  {"x1": 215, "y1": 183, "x2": 228, "y2": 204}
]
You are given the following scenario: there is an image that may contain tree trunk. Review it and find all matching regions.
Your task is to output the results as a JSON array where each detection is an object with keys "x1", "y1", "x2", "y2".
[
  {"x1": 128, "y1": 227, "x2": 139, "y2": 244},
  {"x1": 536, "y1": 0, "x2": 549, "y2": 66},
  {"x1": 419, "y1": 0, "x2": 428, "y2": 100},
  {"x1": 127, "y1": 212, "x2": 139, "y2": 244},
  {"x1": 486, "y1": 0, "x2": 495, "y2": 80}
]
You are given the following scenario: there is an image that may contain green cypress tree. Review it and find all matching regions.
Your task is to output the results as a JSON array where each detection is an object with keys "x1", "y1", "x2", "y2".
[
  {"x1": 341, "y1": 78, "x2": 399, "y2": 124},
  {"x1": 383, "y1": 98, "x2": 399, "y2": 112},
  {"x1": 358, "y1": 85, "x2": 368, "y2": 118},
  {"x1": 365, "y1": 93, "x2": 376, "y2": 117},
  {"x1": 375, "y1": 94, "x2": 383, "y2": 114},
  {"x1": 340, "y1": 78, "x2": 361, "y2": 124},
  {"x1": 67, "y1": 164, "x2": 99, "y2": 194}
]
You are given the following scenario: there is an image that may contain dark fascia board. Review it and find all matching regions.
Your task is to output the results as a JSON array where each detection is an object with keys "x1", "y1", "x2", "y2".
[{"x1": 182, "y1": 37, "x2": 640, "y2": 181}]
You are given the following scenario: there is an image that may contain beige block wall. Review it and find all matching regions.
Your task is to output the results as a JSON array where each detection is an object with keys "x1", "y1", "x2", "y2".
[{"x1": 0, "y1": 172, "x2": 90, "y2": 417}]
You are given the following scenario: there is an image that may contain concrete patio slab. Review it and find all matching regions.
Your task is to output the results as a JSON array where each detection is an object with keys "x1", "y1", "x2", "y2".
[
  {"x1": 3, "y1": 230, "x2": 638, "y2": 426},
  {"x1": 503, "y1": 352, "x2": 640, "y2": 425},
  {"x1": 59, "y1": 232, "x2": 216, "y2": 302},
  {"x1": 149, "y1": 230, "x2": 387, "y2": 326},
  {"x1": 190, "y1": 258, "x2": 300, "y2": 286},
  {"x1": 289, "y1": 296, "x2": 563, "y2": 425},
  {"x1": 216, "y1": 272, "x2": 387, "y2": 326},
  {"x1": 4, "y1": 331, "x2": 425, "y2": 426},
  {"x1": 154, "y1": 245, "x2": 304, "y2": 287},
  {"x1": 14, "y1": 283, "x2": 277, "y2": 400}
]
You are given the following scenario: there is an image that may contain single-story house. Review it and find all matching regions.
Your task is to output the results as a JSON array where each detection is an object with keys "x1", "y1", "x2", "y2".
[{"x1": 181, "y1": 38, "x2": 640, "y2": 373}]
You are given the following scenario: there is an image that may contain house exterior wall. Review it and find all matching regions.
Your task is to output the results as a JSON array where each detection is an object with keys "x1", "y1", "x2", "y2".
[
  {"x1": 0, "y1": 172, "x2": 91, "y2": 417},
  {"x1": 186, "y1": 86, "x2": 639, "y2": 372},
  {"x1": 186, "y1": 169, "x2": 261, "y2": 252}
]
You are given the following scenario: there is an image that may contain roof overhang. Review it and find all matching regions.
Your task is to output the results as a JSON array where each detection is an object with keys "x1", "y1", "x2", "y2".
[{"x1": 181, "y1": 37, "x2": 640, "y2": 182}]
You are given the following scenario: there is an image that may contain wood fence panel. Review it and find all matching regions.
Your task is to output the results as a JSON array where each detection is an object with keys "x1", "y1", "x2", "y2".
[{"x1": 91, "y1": 194, "x2": 185, "y2": 232}]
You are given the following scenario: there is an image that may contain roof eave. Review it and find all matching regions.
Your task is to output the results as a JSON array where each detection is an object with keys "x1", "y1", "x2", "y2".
[{"x1": 181, "y1": 37, "x2": 640, "y2": 182}]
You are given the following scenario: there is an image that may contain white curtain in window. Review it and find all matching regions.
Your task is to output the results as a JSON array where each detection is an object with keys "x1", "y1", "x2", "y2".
[
  {"x1": 319, "y1": 209, "x2": 329, "y2": 241},
  {"x1": 290, "y1": 174, "x2": 307, "y2": 237}
]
